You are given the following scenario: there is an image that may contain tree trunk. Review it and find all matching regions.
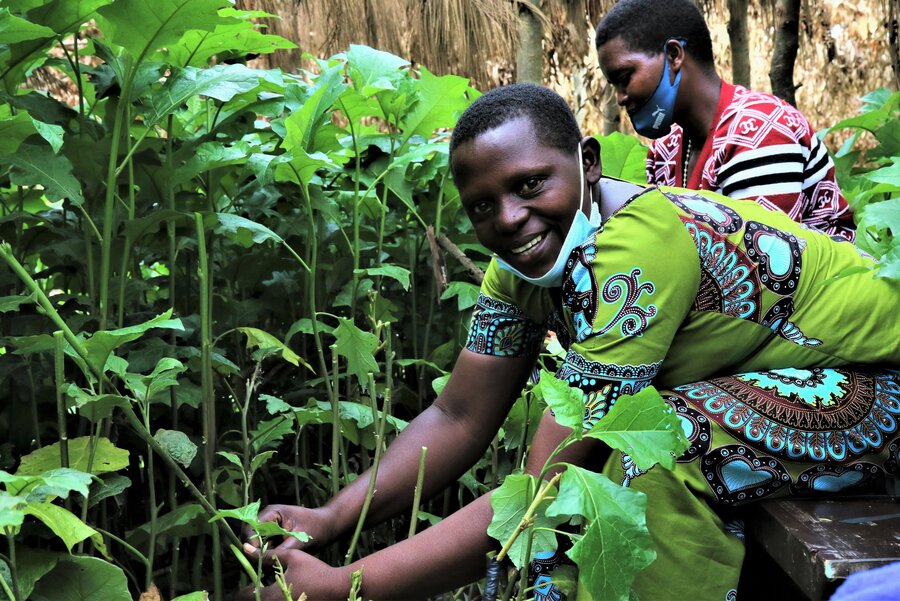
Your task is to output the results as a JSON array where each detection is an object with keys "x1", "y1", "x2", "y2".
[
  {"x1": 516, "y1": 1, "x2": 543, "y2": 83},
  {"x1": 889, "y1": 0, "x2": 900, "y2": 89},
  {"x1": 769, "y1": 0, "x2": 801, "y2": 106},
  {"x1": 727, "y1": 0, "x2": 751, "y2": 87}
]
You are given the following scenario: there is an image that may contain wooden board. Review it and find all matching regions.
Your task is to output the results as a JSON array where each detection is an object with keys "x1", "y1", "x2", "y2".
[{"x1": 745, "y1": 497, "x2": 900, "y2": 600}]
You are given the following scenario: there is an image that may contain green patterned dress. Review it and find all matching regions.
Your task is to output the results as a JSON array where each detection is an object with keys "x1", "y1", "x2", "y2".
[{"x1": 464, "y1": 182, "x2": 900, "y2": 600}]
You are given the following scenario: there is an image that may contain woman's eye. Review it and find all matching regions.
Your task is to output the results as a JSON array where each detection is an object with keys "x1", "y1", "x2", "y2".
[
  {"x1": 519, "y1": 177, "x2": 544, "y2": 196},
  {"x1": 469, "y1": 201, "x2": 492, "y2": 217}
]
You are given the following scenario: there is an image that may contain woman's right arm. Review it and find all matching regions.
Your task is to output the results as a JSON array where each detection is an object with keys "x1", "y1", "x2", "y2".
[{"x1": 251, "y1": 349, "x2": 537, "y2": 550}]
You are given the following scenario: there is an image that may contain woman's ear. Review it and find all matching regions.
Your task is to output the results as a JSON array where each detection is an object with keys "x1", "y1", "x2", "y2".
[
  {"x1": 665, "y1": 38, "x2": 686, "y2": 74},
  {"x1": 581, "y1": 136, "x2": 602, "y2": 183}
]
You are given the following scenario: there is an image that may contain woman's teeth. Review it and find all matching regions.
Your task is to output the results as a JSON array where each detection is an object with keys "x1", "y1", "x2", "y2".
[{"x1": 512, "y1": 234, "x2": 544, "y2": 255}]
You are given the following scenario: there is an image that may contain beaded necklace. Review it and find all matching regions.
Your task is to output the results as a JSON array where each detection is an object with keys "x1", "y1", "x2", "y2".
[{"x1": 682, "y1": 136, "x2": 692, "y2": 186}]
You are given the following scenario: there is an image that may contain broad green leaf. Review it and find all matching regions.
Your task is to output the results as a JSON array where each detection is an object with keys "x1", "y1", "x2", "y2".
[
  {"x1": 0, "y1": 111, "x2": 39, "y2": 157},
  {"x1": 165, "y1": 7, "x2": 296, "y2": 67},
  {"x1": 145, "y1": 64, "x2": 261, "y2": 127},
  {"x1": 346, "y1": 44, "x2": 409, "y2": 96},
  {"x1": 127, "y1": 503, "x2": 207, "y2": 546},
  {"x1": 567, "y1": 516, "x2": 656, "y2": 601},
  {"x1": 22, "y1": 468, "x2": 93, "y2": 501},
  {"x1": 596, "y1": 132, "x2": 649, "y2": 183},
  {"x1": 5, "y1": 548, "x2": 58, "y2": 601},
  {"x1": 357, "y1": 265, "x2": 411, "y2": 291},
  {"x1": 0, "y1": 0, "x2": 114, "y2": 88},
  {"x1": 399, "y1": 67, "x2": 470, "y2": 146},
  {"x1": 311, "y1": 400, "x2": 407, "y2": 433},
  {"x1": 8, "y1": 144, "x2": 83, "y2": 204},
  {"x1": 211, "y1": 500, "x2": 310, "y2": 543},
  {"x1": 547, "y1": 466, "x2": 647, "y2": 525},
  {"x1": 0, "y1": 295, "x2": 32, "y2": 312},
  {"x1": 536, "y1": 370, "x2": 585, "y2": 433},
  {"x1": 217, "y1": 451, "x2": 243, "y2": 469},
  {"x1": 82, "y1": 310, "x2": 183, "y2": 376},
  {"x1": 235, "y1": 327, "x2": 313, "y2": 371},
  {"x1": 31, "y1": 118, "x2": 63, "y2": 153},
  {"x1": 487, "y1": 474, "x2": 564, "y2": 569},
  {"x1": 172, "y1": 593, "x2": 209, "y2": 601},
  {"x1": 29, "y1": 555, "x2": 130, "y2": 601},
  {"x1": 86, "y1": 474, "x2": 131, "y2": 508},
  {"x1": 439, "y1": 281, "x2": 481, "y2": 310},
  {"x1": 876, "y1": 244, "x2": 900, "y2": 280},
  {"x1": 282, "y1": 62, "x2": 347, "y2": 153},
  {"x1": 16, "y1": 437, "x2": 129, "y2": 477},
  {"x1": 122, "y1": 357, "x2": 186, "y2": 403},
  {"x1": 210, "y1": 500, "x2": 261, "y2": 525},
  {"x1": 214, "y1": 213, "x2": 283, "y2": 247},
  {"x1": 154, "y1": 429, "x2": 197, "y2": 468},
  {"x1": 261, "y1": 393, "x2": 293, "y2": 414},
  {"x1": 64, "y1": 387, "x2": 130, "y2": 421},
  {"x1": 864, "y1": 160, "x2": 900, "y2": 190},
  {"x1": 333, "y1": 318, "x2": 380, "y2": 385},
  {"x1": 0, "y1": 491, "x2": 27, "y2": 529},
  {"x1": 586, "y1": 387, "x2": 689, "y2": 471},
  {"x1": 173, "y1": 141, "x2": 252, "y2": 184},
  {"x1": 860, "y1": 198, "x2": 900, "y2": 238},
  {"x1": 286, "y1": 318, "x2": 335, "y2": 343},
  {"x1": 250, "y1": 416, "x2": 295, "y2": 452},
  {"x1": 249, "y1": 450, "x2": 276, "y2": 474},
  {"x1": 23, "y1": 502, "x2": 96, "y2": 552},
  {"x1": 0, "y1": 9, "x2": 55, "y2": 43},
  {"x1": 432, "y1": 373, "x2": 451, "y2": 395},
  {"x1": 97, "y1": 0, "x2": 228, "y2": 63}
]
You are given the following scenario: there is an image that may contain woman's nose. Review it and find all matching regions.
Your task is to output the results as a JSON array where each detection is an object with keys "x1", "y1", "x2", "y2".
[
  {"x1": 616, "y1": 89, "x2": 628, "y2": 106},
  {"x1": 495, "y1": 198, "x2": 528, "y2": 232}
]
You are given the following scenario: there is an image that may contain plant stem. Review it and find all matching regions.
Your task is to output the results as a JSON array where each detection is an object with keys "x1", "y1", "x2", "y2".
[
  {"x1": 100, "y1": 94, "x2": 129, "y2": 331},
  {"x1": 53, "y1": 332, "x2": 69, "y2": 468},
  {"x1": 4, "y1": 531, "x2": 20, "y2": 601},
  {"x1": 241, "y1": 364, "x2": 261, "y2": 506},
  {"x1": 94, "y1": 526, "x2": 150, "y2": 567},
  {"x1": 142, "y1": 401, "x2": 158, "y2": 590},
  {"x1": 295, "y1": 176, "x2": 335, "y2": 418},
  {"x1": 344, "y1": 392, "x2": 390, "y2": 565},
  {"x1": 495, "y1": 472, "x2": 562, "y2": 564},
  {"x1": 194, "y1": 213, "x2": 222, "y2": 601},
  {"x1": 330, "y1": 345, "x2": 341, "y2": 498},
  {"x1": 26, "y1": 363, "x2": 40, "y2": 448},
  {"x1": 407, "y1": 446, "x2": 428, "y2": 539},
  {"x1": 117, "y1": 110, "x2": 137, "y2": 328}
]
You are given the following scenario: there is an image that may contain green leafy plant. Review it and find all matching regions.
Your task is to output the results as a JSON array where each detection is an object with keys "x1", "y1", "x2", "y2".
[
  {"x1": 827, "y1": 88, "x2": 900, "y2": 277},
  {"x1": 487, "y1": 374, "x2": 689, "y2": 601}
]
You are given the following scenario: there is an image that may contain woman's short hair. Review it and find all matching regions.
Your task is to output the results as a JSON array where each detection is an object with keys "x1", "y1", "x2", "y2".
[
  {"x1": 449, "y1": 83, "x2": 582, "y2": 156},
  {"x1": 595, "y1": 0, "x2": 715, "y2": 67}
]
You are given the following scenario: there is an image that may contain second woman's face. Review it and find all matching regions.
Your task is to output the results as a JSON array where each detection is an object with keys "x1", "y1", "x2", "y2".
[
  {"x1": 451, "y1": 117, "x2": 585, "y2": 278},
  {"x1": 597, "y1": 36, "x2": 667, "y2": 115}
]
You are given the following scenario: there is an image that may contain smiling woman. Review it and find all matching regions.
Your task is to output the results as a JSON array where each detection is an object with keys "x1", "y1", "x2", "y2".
[{"x1": 243, "y1": 84, "x2": 900, "y2": 601}]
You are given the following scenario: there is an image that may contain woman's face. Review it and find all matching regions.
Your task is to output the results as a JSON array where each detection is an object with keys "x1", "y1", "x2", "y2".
[
  {"x1": 597, "y1": 35, "x2": 667, "y2": 116},
  {"x1": 451, "y1": 116, "x2": 586, "y2": 278}
]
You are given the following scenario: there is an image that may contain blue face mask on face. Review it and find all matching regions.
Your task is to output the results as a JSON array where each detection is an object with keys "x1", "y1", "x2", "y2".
[
  {"x1": 629, "y1": 40, "x2": 685, "y2": 139},
  {"x1": 496, "y1": 144, "x2": 601, "y2": 288}
]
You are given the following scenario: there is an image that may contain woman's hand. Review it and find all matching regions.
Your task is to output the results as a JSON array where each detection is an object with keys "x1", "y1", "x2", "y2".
[
  {"x1": 235, "y1": 548, "x2": 350, "y2": 601},
  {"x1": 243, "y1": 504, "x2": 338, "y2": 554}
]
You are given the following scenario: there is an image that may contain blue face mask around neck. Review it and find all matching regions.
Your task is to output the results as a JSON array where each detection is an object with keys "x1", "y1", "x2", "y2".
[
  {"x1": 629, "y1": 40, "x2": 684, "y2": 139},
  {"x1": 495, "y1": 144, "x2": 601, "y2": 288}
]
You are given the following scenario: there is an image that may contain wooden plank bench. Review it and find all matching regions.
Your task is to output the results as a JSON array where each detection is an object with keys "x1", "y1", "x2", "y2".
[{"x1": 742, "y1": 497, "x2": 900, "y2": 600}]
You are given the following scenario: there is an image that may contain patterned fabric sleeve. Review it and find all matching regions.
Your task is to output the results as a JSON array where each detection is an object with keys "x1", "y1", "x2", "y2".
[
  {"x1": 464, "y1": 262, "x2": 547, "y2": 358},
  {"x1": 556, "y1": 191, "x2": 701, "y2": 430}
]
